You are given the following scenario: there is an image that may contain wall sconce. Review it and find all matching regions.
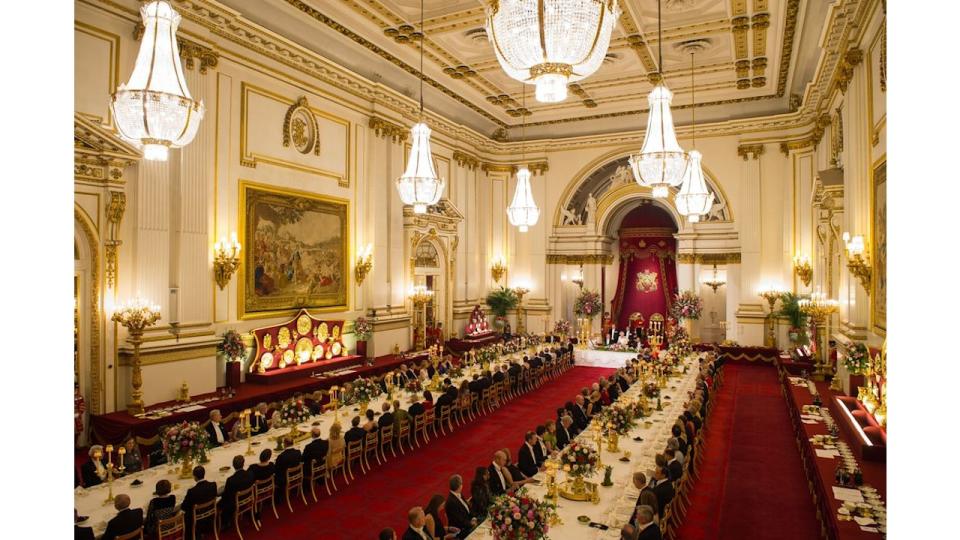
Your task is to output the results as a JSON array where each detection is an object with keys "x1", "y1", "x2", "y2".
[
  {"x1": 491, "y1": 257, "x2": 507, "y2": 283},
  {"x1": 355, "y1": 244, "x2": 373, "y2": 285},
  {"x1": 793, "y1": 254, "x2": 813, "y2": 287},
  {"x1": 843, "y1": 233, "x2": 872, "y2": 293},
  {"x1": 701, "y1": 264, "x2": 727, "y2": 293},
  {"x1": 213, "y1": 233, "x2": 241, "y2": 290},
  {"x1": 571, "y1": 265, "x2": 584, "y2": 289}
]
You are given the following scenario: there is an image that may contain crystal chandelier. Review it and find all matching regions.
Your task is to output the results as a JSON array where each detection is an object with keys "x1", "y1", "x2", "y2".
[
  {"x1": 507, "y1": 88, "x2": 540, "y2": 232},
  {"x1": 675, "y1": 51, "x2": 714, "y2": 222},
  {"x1": 629, "y1": 0, "x2": 686, "y2": 197},
  {"x1": 485, "y1": 0, "x2": 621, "y2": 103},
  {"x1": 396, "y1": 0, "x2": 445, "y2": 214},
  {"x1": 111, "y1": 1, "x2": 204, "y2": 161}
]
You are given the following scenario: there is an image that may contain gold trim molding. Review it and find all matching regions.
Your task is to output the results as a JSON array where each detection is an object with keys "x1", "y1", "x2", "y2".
[
  {"x1": 546, "y1": 254, "x2": 614, "y2": 265},
  {"x1": 737, "y1": 144, "x2": 765, "y2": 160},
  {"x1": 676, "y1": 252, "x2": 742, "y2": 264},
  {"x1": 119, "y1": 342, "x2": 218, "y2": 367},
  {"x1": 453, "y1": 150, "x2": 480, "y2": 170},
  {"x1": 283, "y1": 96, "x2": 322, "y2": 155},
  {"x1": 369, "y1": 116, "x2": 408, "y2": 143},
  {"x1": 75, "y1": 206, "x2": 103, "y2": 415},
  {"x1": 104, "y1": 192, "x2": 125, "y2": 289}
]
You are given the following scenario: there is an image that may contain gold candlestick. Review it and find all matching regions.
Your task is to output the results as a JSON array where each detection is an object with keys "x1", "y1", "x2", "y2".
[
  {"x1": 111, "y1": 297, "x2": 162, "y2": 415},
  {"x1": 243, "y1": 410, "x2": 255, "y2": 456},
  {"x1": 102, "y1": 446, "x2": 116, "y2": 505}
]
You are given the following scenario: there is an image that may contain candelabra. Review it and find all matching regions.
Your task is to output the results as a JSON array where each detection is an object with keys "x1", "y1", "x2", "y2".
[
  {"x1": 242, "y1": 409, "x2": 255, "y2": 456},
  {"x1": 112, "y1": 297, "x2": 162, "y2": 415},
  {"x1": 793, "y1": 255, "x2": 813, "y2": 287},
  {"x1": 97, "y1": 445, "x2": 125, "y2": 505},
  {"x1": 409, "y1": 285, "x2": 433, "y2": 351},
  {"x1": 799, "y1": 292, "x2": 840, "y2": 379},
  {"x1": 758, "y1": 285, "x2": 784, "y2": 348},
  {"x1": 702, "y1": 264, "x2": 726, "y2": 292},
  {"x1": 329, "y1": 385, "x2": 342, "y2": 427},
  {"x1": 514, "y1": 286, "x2": 530, "y2": 334},
  {"x1": 843, "y1": 233, "x2": 872, "y2": 293},
  {"x1": 355, "y1": 244, "x2": 374, "y2": 285},
  {"x1": 213, "y1": 233, "x2": 242, "y2": 290},
  {"x1": 490, "y1": 257, "x2": 507, "y2": 283}
]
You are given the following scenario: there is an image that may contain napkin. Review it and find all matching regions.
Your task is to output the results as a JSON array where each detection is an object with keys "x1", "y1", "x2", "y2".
[
  {"x1": 815, "y1": 449, "x2": 839, "y2": 459},
  {"x1": 832, "y1": 486, "x2": 865, "y2": 503},
  {"x1": 854, "y1": 516, "x2": 875, "y2": 526},
  {"x1": 859, "y1": 526, "x2": 879, "y2": 533}
]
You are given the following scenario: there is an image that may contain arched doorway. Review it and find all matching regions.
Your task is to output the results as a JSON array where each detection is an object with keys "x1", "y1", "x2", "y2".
[
  {"x1": 75, "y1": 207, "x2": 102, "y2": 442},
  {"x1": 411, "y1": 236, "x2": 450, "y2": 349}
]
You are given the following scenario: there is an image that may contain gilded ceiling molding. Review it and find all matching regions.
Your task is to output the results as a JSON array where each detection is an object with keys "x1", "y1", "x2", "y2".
[
  {"x1": 480, "y1": 162, "x2": 514, "y2": 174},
  {"x1": 775, "y1": 0, "x2": 801, "y2": 97},
  {"x1": 453, "y1": 150, "x2": 480, "y2": 170},
  {"x1": 282, "y1": 97, "x2": 322, "y2": 155},
  {"x1": 778, "y1": 114, "x2": 831, "y2": 154},
  {"x1": 546, "y1": 254, "x2": 614, "y2": 266},
  {"x1": 737, "y1": 143, "x2": 765, "y2": 161},
  {"x1": 368, "y1": 116, "x2": 408, "y2": 143},
  {"x1": 74, "y1": 113, "x2": 140, "y2": 184},
  {"x1": 834, "y1": 48, "x2": 864, "y2": 94},
  {"x1": 676, "y1": 252, "x2": 742, "y2": 264}
]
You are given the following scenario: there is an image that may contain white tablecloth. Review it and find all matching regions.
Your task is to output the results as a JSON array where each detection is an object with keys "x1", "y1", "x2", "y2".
[
  {"x1": 574, "y1": 349, "x2": 637, "y2": 368},
  {"x1": 76, "y1": 360, "x2": 514, "y2": 537},
  {"x1": 468, "y1": 355, "x2": 701, "y2": 540}
]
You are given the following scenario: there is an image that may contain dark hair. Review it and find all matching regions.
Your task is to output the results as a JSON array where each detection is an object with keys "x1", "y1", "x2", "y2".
[
  {"x1": 232, "y1": 455, "x2": 245, "y2": 470},
  {"x1": 193, "y1": 465, "x2": 205, "y2": 480},
  {"x1": 425, "y1": 494, "x2": 445, "y2": 529},
  {"x1": 525, "y1": 431, "x2": 536, "y2": 442},
  {"x1": 535, "y1": 425, "x2": 546, "y2": 436},
  {"x1": 423, "y1": 390, "x2": 433, "y2": 402},
  {"x1": 155, "y1": 479, "x2": 171, "y2": 496},
  {"x1": 378, "y1": 528, "x2": 395, "y2": 540},
  {"x1": 352, "y1": 416, "x2": 361, "y2": 427},
  {"x1": 672, "y1": 425, "x2": 682, "y2": 437},
  {"x1": 366, "y1": 409, "x2": 375, "y2": 421},
  {"x1": 449, "y1": 474, "x2": 463, "y2": 491},
  {"x1": 259, "y1": 449, "x2": 272, "y2": 462}
]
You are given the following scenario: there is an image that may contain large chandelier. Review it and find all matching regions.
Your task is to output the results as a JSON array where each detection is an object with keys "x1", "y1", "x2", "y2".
[
  {"x1": 396, "y1": 0, "x2": 445, "y2": 214},
  {"x1": 507, "y1": 88, "x2": 540, "y2": 232},
  {"x1": 675, "y1": 51, "x2": 714, "y2": 223},
  {"x1": 629, "y1": 0, "x2": 686, "y2": 197},
  {"x1": 111, "y1": 1, "x2": 204, "y2": 161},
  {"x1": 485, "y1": 0, "x2": 621, "y2": 103}
]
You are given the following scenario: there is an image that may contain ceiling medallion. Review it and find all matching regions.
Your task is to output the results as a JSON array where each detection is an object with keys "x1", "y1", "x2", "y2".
[{"x1": 486, "y1": 0, "x2": 621, "y2": 103}]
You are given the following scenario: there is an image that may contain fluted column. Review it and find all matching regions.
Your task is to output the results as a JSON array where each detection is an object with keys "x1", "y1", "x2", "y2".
[{"x1": 734, "y1": 144, "x2": 766, "y2": 345}]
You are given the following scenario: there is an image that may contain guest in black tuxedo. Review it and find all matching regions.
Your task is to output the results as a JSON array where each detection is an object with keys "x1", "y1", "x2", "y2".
[
  {"x1": 404, "y1": 365, "x2": 418, "y2": 382},
  {"x1": 446, "y1": 474, "x2": 476, "y2": 538},
  {"x1": 274, "y1": 437, "x2": 302, "y2": 497},
  {"x1": 379, "y1": 528, "x2": 397, "y2": 540},
  {"x1": 302, "y1": 423, "x2": 329, "y2": 474},
  {"x1": 402, "y1": 506, "x2": 431, "y2": 540},
  {"x1": 533, "y1": 426, "x2": 548, "y2": 465},
  {"x1": 572, "y1": 396, "x2": 590, "y2": 431},
  {"x1": 650, "y1": 467, "x2": 674, "y2": 519},
  {"x1": 556, "y1": 415, "x2": 574, "y2": 450},
  {"x1": 517, "y1": 431, "x2": 540, "y2": 478},
  {"x1": 248, "y1": 449, "x2": 275, "y2": 482},
  {"x1": 378, "y1": 402, "x2": 395, "y2": 431},
  {"x1": 344, "y1": 416, "x2": 367, "y2": 448},
  {"x1": 181, "y1": 466, "x2": 217, "y2": 539},
  {"x1": 205, "y1": 409, "x2": 228, "y2": 447},
  {"x1": 468, "y1": 375, "x2": 483, "y2": 400},
  {"x1": 634, "y1": 505, "x2": 662, "y2": 540},
  {"x1": 74, "y1": 509, "x2": 95, "y2": 540},
  {"x1": 219, "y1": 455, "x2": 254, "y2": 526},
  {"x1": 488, "y1": 451, "x2": 509, "y2": 496},
  {"x1": 144, "y1": 479, "x2": 176, "y2": 534},
  {"x1": 667, "y1": 446, "x2": 683, "y2": 481},
  {"x1": 101, "y1": 494, "x2": 143, "y2": 540},
  {"x1": 470, "y1": 467, "x2": 493, "y2": 521},
  {"x1": 630, "y1": 472, "x2": 659, "y2": 523},
  {"x1": 608, "y1": 376, "x2": 621, "y2": 402},
  {"x1": 80, "y1": 445, "x2": 106, "y2": 487},
  {"x1": 672, "y1": 425, "x2": 688, "y2": 455},
  {"x1": 492, "y1": 366, "x2": 505, "y2": 383}
]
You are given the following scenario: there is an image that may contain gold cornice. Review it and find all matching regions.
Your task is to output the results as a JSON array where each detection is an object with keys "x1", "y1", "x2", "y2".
[
  {"x1": 676, "y1": 252, "x2": 742, "y2": 264},
  {"x1": 737, "y1": 144, "x2": 765, "y2": 160},
  {"x1": 546, "y1": 253, "x2": 614, "y2": 265},
  {"x1": 453, "y1": 150, "x2": 480, "y2": 170},
  {"x1": 119, "y1": 341, "x2": 218, "y2": 366},
  {"x1": 834, "y1": 47, "x2": 864, "y2": 94},
  {"x1": 778, "y1": 114, "x2": 831, "y2": 154},
  {"x1": 368, "y1": 116, "x2": 408, "y2": 143}
]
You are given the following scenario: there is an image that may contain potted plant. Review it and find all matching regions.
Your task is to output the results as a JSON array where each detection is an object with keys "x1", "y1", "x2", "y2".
[
  {"x1": 485, "y1": 287, "x2": 518, "y2": 333},
  {"x1": 778, "y1": 292, "x2": 809, "y2": 345},
  {"x1": 353, "y1": 317, "x2": 372, "y2": 359}
]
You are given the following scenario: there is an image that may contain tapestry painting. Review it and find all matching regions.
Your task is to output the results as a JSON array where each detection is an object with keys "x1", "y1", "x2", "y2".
[{"x1": 871, "y1": 159, "x2": 886, "y2": 334}]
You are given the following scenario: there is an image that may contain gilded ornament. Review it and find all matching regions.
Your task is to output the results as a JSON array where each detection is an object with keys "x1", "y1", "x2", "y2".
[
  {"x1": 278, "y1": 327, "x2": 292, "y2": 348},
  {"x1": 263, "y1": 333, "x2": 272, "y2": 350},
  {"x1": 260, "y1": 352, "x2": 274, "y2": 369},
  {"x1": 331, "y1": 342, "x2": 342, "y2": 356},
  {"x1": 636, "y1": 270, "x2": 659, "y2": 293},
  {"x1": 318, "y1": 322, "x2": 329, "y2": 340},
  {"x1": 297, "y1": 314, "x2": 312, "y2": 335},
  {"x1": 282, "y1": 349, "x2": 295, "y2": 366},
  {"x1": 294, "y1": 337, "x2": 313, "y2": 363},
  {"x1": 332, "y1": 325, "x2": 340, "y2": 339}
]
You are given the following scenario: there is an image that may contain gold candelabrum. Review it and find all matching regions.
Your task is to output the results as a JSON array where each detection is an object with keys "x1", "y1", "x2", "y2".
[
  {"x1": 514, "y1": 286, "x2": 530, "y2": 334},
  {"x1": 490, "y1": 257, "x2": 507, "y2": 283},
  {"x1": 213, "y1": 233, "x2": 242, "y2": 290},
  {"x1": 799, "y1": 292, "x2": 840, "y2": 378},
  {"x1": 329, "y1": 385, "x2": 342, "y2": 427},
  {"x1": 241, "y1": 409, "x2": 255, "y2": 456},
  {"x1": 592, "y1": 425, "x2": 603, "y2": 469},
  {"x1": 97, "y1": 445, "x2": 126, "y2": 505},
  {"x1": 758, "y1": 286, "x2": 783, "y2": 349},
  {"x1": 112, "y1": 297, "x2": 162, "y2": 415},
  {"x1": 355, "y1": 244, "x2": 374, "y2": 285},
  {"x1": 606, "y1": 423, "x2": 620, "y2": 453},
  {"x1": 843, "y1": 233, "x2": 872, "y2": 293},
  {"x1": 409, "y1": 285, "x2": 433, "y2": 351},
  {"x1": 793, "y1": 254, "x2": 813, "y2": 287}
]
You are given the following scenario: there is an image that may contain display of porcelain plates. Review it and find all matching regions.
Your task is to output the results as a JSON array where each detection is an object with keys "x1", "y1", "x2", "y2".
[
  {"x1": 283, "y1": 349, "x2": 295, "y2": 366},
  {"x1": 260, "y1": 352, "x2": 274, "y2": 369},
  {"x1": 331, "y1": 342, "x2": 342, "y2": 356}
]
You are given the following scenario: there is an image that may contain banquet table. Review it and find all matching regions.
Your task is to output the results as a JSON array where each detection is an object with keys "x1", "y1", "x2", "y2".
[
  {"x1": 467, "y1": 353, "x2": 702, "y2": 540},
  {"x1": 574, "y1": 349, "x2": 637, "y2": 368},
  {"x1": 780, "y1": 371, "x2": 887, "y2": 539},
  {"x1": 75, "y1": 357, "x2": 519, "y2": 538}
]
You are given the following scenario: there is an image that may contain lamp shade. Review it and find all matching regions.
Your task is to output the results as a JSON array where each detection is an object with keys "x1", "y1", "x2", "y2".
[
  {"x1": 396, "y1": 122, "x2": 445, "y2": 214},
  {"x1": 486, "y1": 0, "x2": 621, "y2": 103},
  {"x1": 111, "y1": 1, "x2": 204, "y2": 161},
  {"x1": 629, "y1": 84, "x2": 687, "y2": 197},
  {"x1": 674, "y1": 150, "x2": 714, "y2": 223},
  {"x1": 507, "y1": 166, "x2": 540, "y2": 232}
]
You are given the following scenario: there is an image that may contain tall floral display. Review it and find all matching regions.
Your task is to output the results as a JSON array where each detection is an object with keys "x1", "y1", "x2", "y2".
[
  {"x1": 670, "y1": 290, "x2": 703, "y2": 321},
  {"x1": 161, "y1": 421, "x2": 210, "y2": 478},
  {"x1": 217, "y1": 330, "x2": 246, "y2": 362},
  {"x1": 574, "y1": 289, "x2": 603, "y2": 345}
]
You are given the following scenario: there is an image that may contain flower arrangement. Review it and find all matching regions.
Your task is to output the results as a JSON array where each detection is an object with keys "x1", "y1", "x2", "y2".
[
  {"x1": 161, "y1": 421, "x2": 210, "y2": 463},
  {"x1": 553, "y1": 319, "x2": 572, "y2": 336},
  {"x1": 844, "y1": 343, "x2": 870, "y2": 375},
  {"x1": 217, "y1": 330, "x2": 246, "y2": 362},
  {"x1": 404, "y1": 377, "x2": 424, "y2": 397},
  {"x1": 560, "y1": 441, "x2": 599, "y2": 478},
  {"x1": 353, "y1": 317, "x2": 373, "y2": 341},
  {"x1": 488, "y1": 488, "x2": 554, "y2": 540},
  {"x1": 573, "y1": 289, "x2": 603, "y2": 320},
  {"x1": 670, "y1": 290, "x2": 703, "y2": 321},
  {"x1": 601, "y1": 405, "x2": 636, "y2": 435},
  {"x1": 643, "y1": 382, "x2": 661, "y2": 398},
  {"x1": 278, "y1": 398, "x2": 312, "y2": 426},
  {"x1": 348, "y1": 376, "x2": 382, "y2": 405}
]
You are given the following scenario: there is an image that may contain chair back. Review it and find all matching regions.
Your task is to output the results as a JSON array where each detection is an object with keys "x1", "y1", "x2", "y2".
[
  {"x1": 254, "y1": 477, "x2": 275, "y2": 499},
  {"x1": 423, "y1": 407, "x2": 436, "y2": 425},
  {"x1": 285, "y1": 463, "x2": 304, "y2": 484},
  {"x1": 380, "y1": 424, "x2": 394, "y2": 444},
  {"x1": 235, "y1": 485, "x2": 256, "y2": 512},
  {"x1": 116, "y1": 528, "x2": 144, "y2": 540},
  {"x1": 364, "y1": 430, "x2": 379, "y2": 448},
  {"x1": 310, "y1": 459, "x2": 328, "y2": 481},
  {"x1": 346, "y1": 439, "x2": 363, "y2": 459},
  {"x1": 398, "y1": 417, "x2": 411, "y2": 436},
  {"x1": 193, "y1": 498, "x2": 217, "y2": 523},
  {"x1": 438, "y1": 405, "x2": 450, "y2": 421},
  {"x1": 156, "y1": 511, "x2": 184, "y2": 540}
]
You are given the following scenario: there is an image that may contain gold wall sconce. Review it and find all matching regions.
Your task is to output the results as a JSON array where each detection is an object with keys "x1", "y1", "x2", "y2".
[
  {"x1": 793, "y1": 254, "x2": 813, "y2": 287},
  {"x1": 843, "y1": 233, "x2": 872, "y2": 293},
  {"x1": 355, "y1": 244, "x2": 373, "y2": 285},
  {"x1": 214, "y1": 233, "x2": 241, "y2": 290},
  {"x1": 491, "y1": 257, "x2": 507, "y2": 283}
]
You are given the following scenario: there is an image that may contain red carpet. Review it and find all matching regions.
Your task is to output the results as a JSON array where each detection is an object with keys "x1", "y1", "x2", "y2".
[
  {"x1": 676, "y1": 363, "x2": 820, "y2": 540},
  {"x1": 217, "y1": 366, "x2": 614, "y2": 539}
]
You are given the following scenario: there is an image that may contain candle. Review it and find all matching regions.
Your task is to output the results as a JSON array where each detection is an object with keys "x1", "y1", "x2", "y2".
[{"x1": 105, "y1": 445, "x2": 114, "y2": 465}]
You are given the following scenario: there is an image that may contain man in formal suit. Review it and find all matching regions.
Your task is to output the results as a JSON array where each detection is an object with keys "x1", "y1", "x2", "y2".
[
  {"x1": 517, "y1": 431, "x2": 540, "y2": 478},
  {"x1": 205, "y1": 409, "x2": 228, "y2": 447},
  {"x1": 468, "y1": 374, "x2": 483, "y2": 400},
  {"x1": 556, "y1": 415, "x2": 574, "y2": 450},
  {"x1": 74, "y1": 509, "x2": 95, "y2": 540},
  {"x1": 219, "y1": 455, "x2": 253, "y2": 526},
  {"x1": 404, "y1": 364, "x2": 418, "y2": 382},
  {"x1": 609, "y1": 377, "x2": 621, "y2": 402},
  {"x1": 446, "y1": 474, "x2": 477, "y2": 538},
  {"x1": 488, "y1": 450, "x2": 509, "y2": 495},
  {"x1": 378, "y1": 402, "x2": 395, "y2": 431},
  {"x1": 274, "y1": 437, "x2": 302, "y2": 498},
  {"x1": 344, "y1": 416, "x2": 367, "y2": 447},
  {"x1": 667, "y1": 447, "x2": 683, "y2": 481},
  {"x1": 572, "y1": 395, "x2": 590, "y2": 431},
  {"x1": 617, "y1": 371, "x2": 631, "y2": 392},
  {"x1": 492, "y1": 366, "x2": 505, "y2": 383},
  {"x1": 302, "y1": 424, "x2": 329, "y2": 473},
  {"x1": 650, "y1": 466, "x2": 675, "y2": 519},
  {"x1": 402, "y1": 506, "x2": 431, "y2": 540},
  {"x1": 101, "y1": 494, "x2": 144, "y2": 540},
  {"x1": 181, "y1": 466, "x2": 217, "y2": 539},
  {"x1": 533, "y1": 426, "x2": 548, "y2": 465},
  {"x1": 392, "y1": 399, "x2": 411, "y2": 434},
  {"x1": 630, "y1": 472, "x2": 660, "y2": 523},
  {"x1": 634, "y1": 504, "x2": 662, "y2": 540}
]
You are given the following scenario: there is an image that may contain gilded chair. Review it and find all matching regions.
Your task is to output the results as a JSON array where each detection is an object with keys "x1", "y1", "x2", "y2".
[
  {"x1": 284, "y1": 463, "x2": 307, "y2": 512},
  {"x1": 116, "y1": 528, "x2": 144, "y2": 540},
  {"x1": 253, "y1": 477, "x2": 279, "y2": 522},
  {"x1": 156, "y1": 511, "x2": 184, "y2": 540},
  {"x1": 363, "y1": 430, "x2": 382, "y2": 469},
  {"x1": 191, "y1": 498, "x2": 219, "y2": 540},
  {"x1": 231, "y1": 485, "x2": 260, "y2": 540},
  {"x1": 309, "y1": 459, "x2": 332, "y2": 501},
  {"x1": 379, "y1": 423, "x2": 397, "y2": 460}
]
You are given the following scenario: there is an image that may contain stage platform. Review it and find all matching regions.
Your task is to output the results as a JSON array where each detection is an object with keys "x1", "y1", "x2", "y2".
[{"x1": 574, "y1": 349, "x2": 636, "y2": 368}]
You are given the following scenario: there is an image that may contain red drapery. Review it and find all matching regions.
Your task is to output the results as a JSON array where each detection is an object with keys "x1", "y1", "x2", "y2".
[{"x1": 611, "y1": 231, "x2": 678, "y2": 329}]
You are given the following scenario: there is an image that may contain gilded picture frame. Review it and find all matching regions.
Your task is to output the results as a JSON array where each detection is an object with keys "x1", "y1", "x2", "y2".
[
  {"x1": 239, "y1": 181, "x2": 349, "y2": 319},
  {"x1": 870, "y1": 157, "x2": 886, "y2": 335}
]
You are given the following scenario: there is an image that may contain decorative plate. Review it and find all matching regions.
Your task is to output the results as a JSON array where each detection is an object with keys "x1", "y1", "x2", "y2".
[
  {"x1": 278, "y1": 327, "x2": 292, "y2": 349},
  {"x1": 297, "y1": 314, "x2": 312, "y2": 336},
  {"x1": 318, "y1": 322, "x2": 329, "y2": 340},
  {"x1": 260, "y1": 352, "x2": 274, "y2": 369},
  {"x1": 331, "y1": 342, "x2": 342, "y2": 356},
  {"x1": 295, "y1": 338, "x2": 314, "y2": 364},
  {"x1": 262, "y1": 333, "x2": 273, "y2": 350},
  {"x1": 311, "y1": 345, "x2": 323, "y2": 360},
  {"x1": 332, "y1": 325, "x2": 340, "y2": 339},
  {"x1": 283, "y1": 349, "x2": 295, "y2": 366}
]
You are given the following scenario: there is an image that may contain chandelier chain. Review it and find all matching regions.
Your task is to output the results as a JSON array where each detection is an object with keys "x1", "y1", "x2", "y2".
[
  {"x1": 691, "y1": 52, "x2": 695, "y2": 148},
  {"x1": 419, "y1": 0, "x2": 424, "y2": 118}
]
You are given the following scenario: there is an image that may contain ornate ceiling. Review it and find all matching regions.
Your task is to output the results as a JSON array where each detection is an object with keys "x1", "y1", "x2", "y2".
[{"x1": 222, "y1": 0, "x2": 829, "y2": 140}]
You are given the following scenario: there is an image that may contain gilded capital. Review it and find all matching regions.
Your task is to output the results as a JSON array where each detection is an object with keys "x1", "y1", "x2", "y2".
[
  {"x1": 737, "y1": 144, "x2": 765, "y2": 161},
  {"x1": 453, "y1": 150, "x2": 480, "y2": 170},
  {"x1": 368, "y1": 116, "x2": 408, "y2": 143}
]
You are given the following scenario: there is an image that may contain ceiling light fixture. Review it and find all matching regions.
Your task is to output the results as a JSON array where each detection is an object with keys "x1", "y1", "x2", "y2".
[
  {"x1": 675, "y1": 50, "x2": 714, "y2": 223},
  {"x1": 507, "y1": 87, "x2": 540, "y2": 232},
  {"x1": 485, "y1": 0, "x2": 621, "y2": 103}
]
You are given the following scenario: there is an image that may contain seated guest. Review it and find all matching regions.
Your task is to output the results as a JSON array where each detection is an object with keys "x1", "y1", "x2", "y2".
[
  {"x1": 344, "y1": 416, "x2": 367, "y2": 447},
  {"x1": 379, "y1": 528, "x2": 397, "y2": 540},
  {"x1": 556, "y1": 415, "x2": 574, "y2": 450},
  {"x1": 457, "y1": 382, "x2": 472, "y2": 409},
  {"x1": 422, "y1": 390, "x2": 434, "y2": 411},
  {"x1": 572, "y1": 396, "x2": 589, "y2": 431},
  {"x1": 517, "y1": 431, "x2": 541, "y2": 478},
  {"x1": 667, "y1": 439, "x2": 684, "y2": 466},
  {"x1": 446, "y1": 474, "x2": 477, "y2": 538},
  {"x1": 404, "y1": 364, "x2": 418, "y2": 382},
  {"x1": 542, "y1": 420, "x2": 558, "y2": 453},
  {"x1": 650, "y1": 467, "x2": 674, "y2": 518},
  {"x1": 120, "y1": 436, "x2": 142, "y2": 473},
  {"x1": 248, "y1": 449, "x2": 275, "y2": 482},
  {"x1": 635, "y1": 504, "x2": 662, "y2": 540},
  {"x1": 470, "y1": 467, "x2": 493, "y2": 521},
  {"x1": 378, "y1": 402, "x2": 395, "y2": 430},
  {"x1": 435, "y1": 387, "x2": 454, "y2": 415},
  {"x1": 402, "y1": 506, "x2": 431, "y2": 540},
  {"x1": 671, "y1": 425, "x2": 688, "y2": 455},
  {"x1": 80, "y1": 445, "x2": 107, "y2": 487},
  {"x1": 205, "y1": 409, "x2": 228, "y2": 447},
  {"x1": 608, "y1": 376, "x2": 621, "y2": 402},
  {"x1": 74, "y1": 509, "x2": 95, "y2": 540},
  {"x1": 144, "y1": 479, "x2": 176, "y2": 534},
  {"x1": 620, "y1": 524, "x2": 639, "y2": 540},
  {"x1": 219, "y1": 455, "x2": 253, "y2": 526},
  {"x1": 600, "y1": 381, "x2": 612, "y2": 405},
  {"x1": 425, "y1": 494, "x2": 459, "y2": 540},
  {"x1": 102, "y1": 494, "x2": 144, "y2": 540},
  {"x1": 362, "y1": 409, "x2": 378, "y2": 432},
  {"x1": 327, "y1": 423, "x2": 345, "y2": 470},
  {"x1": 393, "y1": 400, "x2": 411, "y2": 433},
  {"x1": 630, "y1": 472, "x2": 659, "y2": 522},
  {"x1": 488, "y1": 451, "x2": 509, "y2": 495},
  {"x1": 302, "y1": 424, "x2": 329, "y2": 472},
  {"x1": 502, "y1": 448, "x2": 535, "y2": 488},
  {"x1": 533, "y1": 426, "x2": 549, "y2": 464},
  {"x1": 408, "y1": 400, "x2": 425, "y2": 420},
  {"x1": 181, "y1": 466, "x2": 217, "y2": 539},
  {"x1": 274, "y1": 437, "x2": 302, "y2": 496},
  {"x1": 587, "y1": 390, "x2": 604, "y2": 416}
]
